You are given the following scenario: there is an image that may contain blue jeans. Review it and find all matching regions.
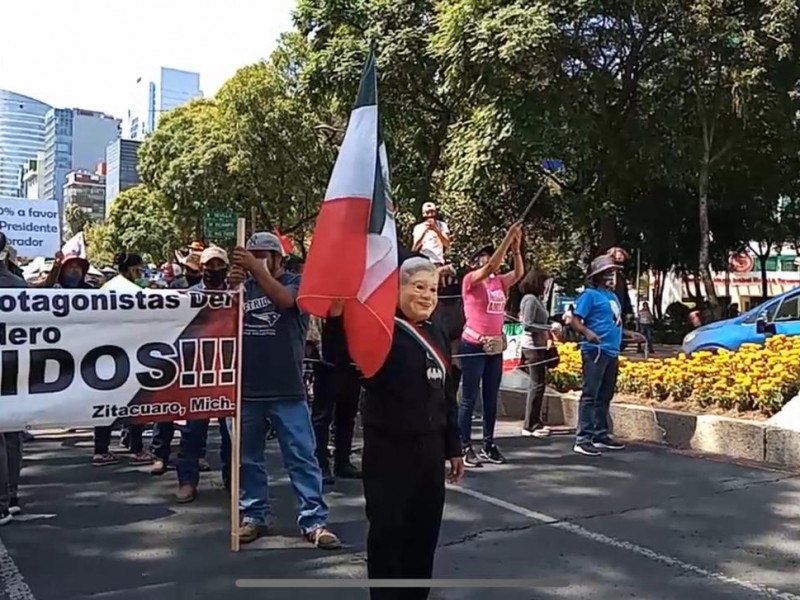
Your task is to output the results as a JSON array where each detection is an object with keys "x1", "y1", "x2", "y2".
[
  {"x1": 176, "y1": 420, "x2": 209, "y2": 486},
  {"x1": 458, "y1": 340, "x2": 503, "y2": 448},
  {"x1": 150, "y1": 422, "x2": 175, "y2": 461},
  {"x1": 576, "y1": 350, "x2": 619, "y2": 444},
  {"x1": 239, "y1": 398, "x2": 328, "y2": 534}
]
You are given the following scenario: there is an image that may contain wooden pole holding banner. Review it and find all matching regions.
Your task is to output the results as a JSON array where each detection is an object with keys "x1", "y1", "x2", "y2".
[{"x1": 230, "y1": 217, "x2": 246, "y2": 552}]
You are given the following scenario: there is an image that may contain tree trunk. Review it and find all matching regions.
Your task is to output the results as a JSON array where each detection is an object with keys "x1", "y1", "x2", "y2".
[
  {"x1": 698, "y1": 157, "x2": 721, "y2": 318},
  {"x1": 759, "y1": 255, "x2": 769, "y2": 301}
]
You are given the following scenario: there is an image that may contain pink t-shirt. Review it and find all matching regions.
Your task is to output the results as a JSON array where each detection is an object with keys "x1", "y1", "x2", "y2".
[{"x1": 461, "y1": 272, "x2": 512, "y2": 342}]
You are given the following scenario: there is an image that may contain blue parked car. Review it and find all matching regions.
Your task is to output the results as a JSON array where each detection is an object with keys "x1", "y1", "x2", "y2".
[{"x1": 682, "y1": 287, "x2": 800, "y2": 354}]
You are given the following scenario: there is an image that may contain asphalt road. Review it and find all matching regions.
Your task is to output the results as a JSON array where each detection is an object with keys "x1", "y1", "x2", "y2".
[{"x1": 1, "y1": 422, "x2": 799, "y2": 600}]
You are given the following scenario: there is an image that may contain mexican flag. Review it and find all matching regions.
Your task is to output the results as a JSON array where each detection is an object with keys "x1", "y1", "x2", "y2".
[{"x1": 298, "y1": 46, "x2": 398, "y2": 378}]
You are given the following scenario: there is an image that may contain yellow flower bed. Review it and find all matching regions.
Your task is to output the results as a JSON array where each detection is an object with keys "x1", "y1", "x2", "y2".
[{"x1": 547, "y1": 336, "x2": 800, "y2": 415}]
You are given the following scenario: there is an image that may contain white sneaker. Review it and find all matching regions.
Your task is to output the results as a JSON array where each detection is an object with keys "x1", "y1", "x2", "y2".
[
  {"x1": 0, "y1": 511, "x2": 12, "y2": 526},
  {"x1": 521, "y1": 427, "x2": 551, "y2": 438}
]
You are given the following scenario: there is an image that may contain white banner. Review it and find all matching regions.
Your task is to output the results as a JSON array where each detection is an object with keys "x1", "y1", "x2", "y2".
[
  {"x1": 0, "y1": 197, "x2": 61, "y2": 258},
  {"x1": 0, "y1": 288, "x2": 241, "y2": 432}
]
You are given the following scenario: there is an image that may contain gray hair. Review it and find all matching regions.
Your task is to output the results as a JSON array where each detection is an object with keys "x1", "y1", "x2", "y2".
[{"x1": 399, "y1": 257, "x2": 438, "y2": 285}]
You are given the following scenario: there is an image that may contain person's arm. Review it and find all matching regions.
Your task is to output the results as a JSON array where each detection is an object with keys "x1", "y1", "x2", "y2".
[
  {"x1": 570, "y1": 293, "x2": 600, "y2": 344},
  {"x1": 411, "y1": 224, "x2": 425, "y2": 252},
  {"x1": 501, "y1": 231, "x2": 525, "y2": 289},
  {"x1": 467, "y1": 222, "x2": 522, "y2": 288},
  {"x1": 434, "y1": 221, "x2": 451, "y2": 250},
  {"x1": 232, "y1": 248, "x2": 295, "y2": 309},
  {"x1": 33, "y1": 252, "x2": 64, "y2": 288},
  {"x1": 320, "y1": 300, "x2": 354, "y2": 369}
]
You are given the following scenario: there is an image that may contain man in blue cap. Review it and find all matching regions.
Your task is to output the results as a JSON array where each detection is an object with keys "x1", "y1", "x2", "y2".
[{"x1": 231, "y1": 232, "x2": 340, "y2": 549}]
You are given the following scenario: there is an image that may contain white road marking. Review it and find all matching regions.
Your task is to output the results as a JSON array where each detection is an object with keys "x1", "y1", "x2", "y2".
[
  {"x1": 0, "y1": 535, "x2": 35, "y2": 600},
  {"x1": 11, "y1": 515, "x2": 55, "y2": 523},
  {"x1": 449, "y1": 485, "x2": 800, "y2": 600}
]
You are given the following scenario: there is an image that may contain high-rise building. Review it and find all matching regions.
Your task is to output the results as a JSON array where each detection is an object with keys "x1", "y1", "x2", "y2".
[
  {"x1": 42, "y1": 108, "x2": 120, "y2": 209},
  {"x1": 18, "y1": 151, "x2": 45, "y2": 199},
  {"x1": 0, "y1": 90, "x2": 51, "y2": 197},
  {"x1": 128, "y1": 67, "x2": 202, "y2": 140},
  {"x1": 105, "y1": 139, "x2": 142, "y2": 207},
  {"x1": 63, "y1": 167, "x2": 107, "y2": 229}
]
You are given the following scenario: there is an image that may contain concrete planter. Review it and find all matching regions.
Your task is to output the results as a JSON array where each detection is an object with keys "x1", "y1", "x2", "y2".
[{"x1": 498, "y1": 387, "x2": 800, "y2": 470}]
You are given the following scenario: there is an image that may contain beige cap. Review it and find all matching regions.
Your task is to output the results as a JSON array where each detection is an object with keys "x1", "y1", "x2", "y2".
[{"x1": 200, "y1": 246, "x2": 229, "y2": 265}]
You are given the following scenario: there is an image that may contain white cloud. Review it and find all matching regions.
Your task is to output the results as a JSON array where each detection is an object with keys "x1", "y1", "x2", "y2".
[{"x1": 0, "y1": 0, "x2": 296, "y2": 118}]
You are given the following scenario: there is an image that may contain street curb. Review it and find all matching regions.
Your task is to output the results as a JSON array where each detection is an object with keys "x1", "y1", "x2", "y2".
[{"x1": 499, "y1": 388, "x2": 800, "y2": 469}]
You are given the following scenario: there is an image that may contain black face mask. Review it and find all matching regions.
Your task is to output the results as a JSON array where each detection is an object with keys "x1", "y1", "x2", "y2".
[
  {"x1": 203, "y1": 268, "x2": 227, "y2": 288},
  {"x1": 185, "y1": 269, "x2": 202, "y2": 285}
]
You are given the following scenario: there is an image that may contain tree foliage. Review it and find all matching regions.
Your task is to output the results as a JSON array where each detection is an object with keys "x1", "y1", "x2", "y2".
[
  {"x1": 88, "y1": 185, "x2": 183, "y2": 265},
  {"x1": 119, "y1": 0, "x2": 800, "y2": 313}
]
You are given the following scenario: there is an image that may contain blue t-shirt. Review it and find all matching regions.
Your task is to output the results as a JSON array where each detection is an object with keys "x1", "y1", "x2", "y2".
[
  {"x1": 574, "y1": 287, "x2": 622, "y2": 357},
  {"x1": 242, "y1": 272, "x2": 308, "y2": 400}
]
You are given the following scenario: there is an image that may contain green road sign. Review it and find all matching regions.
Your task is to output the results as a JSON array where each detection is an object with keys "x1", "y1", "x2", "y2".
[{"x1": 203, "y1": 210, "x2": 237, "y2": 243}]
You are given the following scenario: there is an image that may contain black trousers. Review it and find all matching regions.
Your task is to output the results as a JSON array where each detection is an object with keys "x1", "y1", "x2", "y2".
[
  {"x1": 363, "y1": 428, "x2": 446, "y2": 600},
  {"x1": 94, "y1": 424, "x2": 144, "y2": 454},
  {"x1": 312, "y1": 362, "x2": 361, "y2": 467},
  {"x1": 522, "y1": 348, "x2": 547, "y2": 431}
]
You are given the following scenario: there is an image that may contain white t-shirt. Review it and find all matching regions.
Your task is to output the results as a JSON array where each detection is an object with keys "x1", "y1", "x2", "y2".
[{"x1": 412, "y1": 220, "x2": 450, "y2": 264}]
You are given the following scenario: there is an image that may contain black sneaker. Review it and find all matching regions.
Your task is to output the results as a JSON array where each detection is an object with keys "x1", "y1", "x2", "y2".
[
  {"x1": 479, "y1": 444, "x2": 507, "y2": 465},
  {"x1": 0, "y1": 510, "x2": 11, "y2": 526},
  {"x1": 8, "y1": 498, "x2": 20, "y2": 516},
  {"x1": 463, "y1": 446, "x2": 483, "y2": 468},
  {"x1": 334, "y1": 462, "x2": 362, "y2": 479},
  {"x1": 593, "y1": 437, "x2": 625, "y2": 451},
  {"x1": 573, "y1": 442, "x2": 602, "y2": 457}
]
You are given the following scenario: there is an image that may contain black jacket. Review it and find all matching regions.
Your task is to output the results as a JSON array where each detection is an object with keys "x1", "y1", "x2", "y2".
[{"x1": 323, "y1": 315, "x2": 461, "y2": 459}]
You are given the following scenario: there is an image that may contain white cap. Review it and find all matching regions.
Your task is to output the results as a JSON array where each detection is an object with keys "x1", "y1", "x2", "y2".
[{"x1": 422, "y1": 202, "x2": 436, "y2": 213}]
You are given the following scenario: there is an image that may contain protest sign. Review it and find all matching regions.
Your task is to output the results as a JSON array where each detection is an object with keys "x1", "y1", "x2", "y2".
[
  {"x1": 0, "y1": 197, "x2": 60, "y2": 258},
  {"x1": 0, "y1": 288, "x2": 241, "y2": 432}
]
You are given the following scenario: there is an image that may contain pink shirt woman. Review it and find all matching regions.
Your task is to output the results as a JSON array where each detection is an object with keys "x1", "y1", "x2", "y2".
[
  {"x1": 457, "y1": 226, "x2": 525, "y2": 468},
  {"x1": 461, "y1": 271, "x2": 516, "y2": 343}
]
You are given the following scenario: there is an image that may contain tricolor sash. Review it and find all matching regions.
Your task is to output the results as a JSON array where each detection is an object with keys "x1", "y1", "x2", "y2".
[{"x1": 394, "y1": 317, "x2": 449, "y2": 375}]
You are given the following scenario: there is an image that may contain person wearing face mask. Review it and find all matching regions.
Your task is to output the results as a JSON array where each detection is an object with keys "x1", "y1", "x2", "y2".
[
  {"x1": 570, "y1": 255, "x2": 645, "y2": 457},
  {"x1": 167, "y1": 246, "x2": 235, "y2": 501},
  {"x1": 324, "y1": 254, "x2": 464, "y2": 599},
  {"x1": 458, "y1": 222, "x2": 525, "y2": 469},
  {"x1": 56, "y1": 254, "x2": 94, "y2": 289},
  {"x1": 231, "y1": 232, "x2": 341, "y2": 549},
  {"x1": 94, "y1": 252, "x2": 153, "y2": 463},
  {"x1": 182, "y1": 253, "x2": 203, "y2": 288}
]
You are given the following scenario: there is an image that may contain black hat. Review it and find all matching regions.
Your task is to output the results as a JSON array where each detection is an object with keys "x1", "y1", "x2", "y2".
[{"x1": 469, "y1": 245, "x2": 494, "y2": 264}]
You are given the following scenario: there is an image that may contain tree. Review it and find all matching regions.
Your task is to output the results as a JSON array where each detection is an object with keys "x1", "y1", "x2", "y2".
[
  {"x1": 294, "y1": 0, "x2": 457, "y2": 224},
  {"x1": 91, "y1": 185, "x2": 184, "y2": 265},
  {"x1": 63, "y1": 201, "x2": 92, "y2": 239},
  {"x1": 655, "y1": 0, "x2": 799, "y2": 317},
  {"x1": 137, "y1": 100, "x2": 239, "y2": 238},
  {"x1": 216, "y1": 35, "x2": 336, "y2": 244}
]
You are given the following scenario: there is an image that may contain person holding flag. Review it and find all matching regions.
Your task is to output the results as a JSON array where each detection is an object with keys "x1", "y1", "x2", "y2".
[
  {"x1": 298, "y1": 44, "x2": 463, "y2": 596},
  {"x1": 323, "y1": 254, "x2": 463, "y2": 598}
]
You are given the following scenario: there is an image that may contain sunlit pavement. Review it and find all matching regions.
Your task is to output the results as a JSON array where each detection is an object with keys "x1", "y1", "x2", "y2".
[{"x1": 1, "y1": 422, "x2": 799, "y2": 600}]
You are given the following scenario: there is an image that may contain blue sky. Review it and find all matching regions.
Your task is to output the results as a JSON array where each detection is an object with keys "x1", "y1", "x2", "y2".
[{"x1": 0, "y1": 0, "x2": 295, "y2": 119}]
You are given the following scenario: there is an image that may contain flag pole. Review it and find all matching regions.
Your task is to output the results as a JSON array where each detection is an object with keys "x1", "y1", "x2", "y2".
[{"x1": 230, "y1": 217, "x2": 246, "y2": 552}]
